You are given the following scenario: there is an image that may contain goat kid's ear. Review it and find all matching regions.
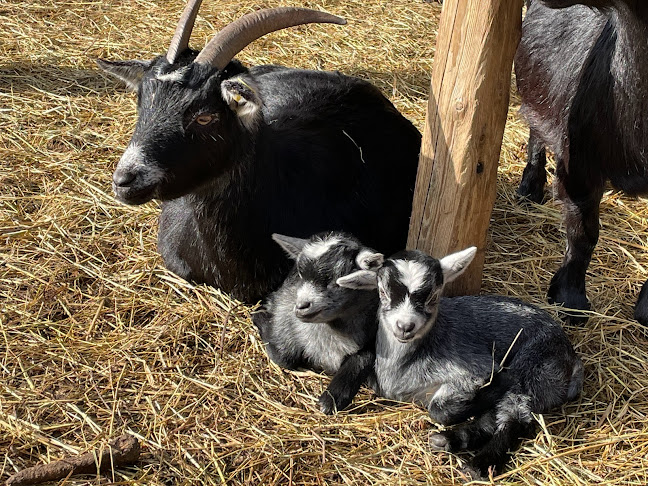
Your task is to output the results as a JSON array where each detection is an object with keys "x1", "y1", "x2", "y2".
[
  {"x1": 97, "y1": 59, "x2": 151, "y2": 91},
  {"x1": 272, "y1": 233, "x2": 308, "y2": 260},
  {"x1": 439, "y1": 246, "x2": 477, "y2": 284},
  {"x1": 221, "y1": 77, "x2": 262, "y2": 129},
  {"x1": 356, "y1": 250, "x2": 384, "y2": 270},
  {"x1": 336, "y1": 270, "x2": 378, "y2": 290}
]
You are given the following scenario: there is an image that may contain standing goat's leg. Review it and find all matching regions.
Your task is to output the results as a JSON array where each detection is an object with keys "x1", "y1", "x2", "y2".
[
  {"x1": 548, "y1": 165, "x2": 603, "y2": 323},
  {"x1": 634, "y1": 279, "x2": 648, "y2": 326},
  {"x1": 517, "y1": 128, "x2": 547, "y2": 204}
]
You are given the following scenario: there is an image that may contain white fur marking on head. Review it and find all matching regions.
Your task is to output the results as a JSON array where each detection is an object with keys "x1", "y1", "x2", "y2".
[
  {"x1": 393, "y1": 259, "x2": 429, "y2": 294},
  {"x1": 388, "y1": 297, "x2": 419, "y2": 323},
  {"x1": 302, "y1": 237, "x2": 343, "y2": 260},
  {"x1": 295, "y1": 282, "x2": 320, "y2": 306},
  {"x1": 155, "y1": 66, "x2": 188, "y2": 83}
]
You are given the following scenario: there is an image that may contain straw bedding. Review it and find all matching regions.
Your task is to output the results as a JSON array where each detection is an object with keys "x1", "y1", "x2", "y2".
[{"x1": 2, "y1": 0, "x2": 648, "y2": 484}]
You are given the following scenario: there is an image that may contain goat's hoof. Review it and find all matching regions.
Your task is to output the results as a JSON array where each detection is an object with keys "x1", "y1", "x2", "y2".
[
  {"x1": 516, "y1": 185, "x2": 545, "y2": 205},
  {"x1": 548, "y1": 276, "x2": 591, "y2": 325},
  {"x1": 634, "y1": 280, "x2": 648, "y2": 327},
  {"x1": 429, "y1": 432, "x2": 450, "y2": 451},
  {"x1": 318, "y1": 392, "x2": 337, "y2": 415}
]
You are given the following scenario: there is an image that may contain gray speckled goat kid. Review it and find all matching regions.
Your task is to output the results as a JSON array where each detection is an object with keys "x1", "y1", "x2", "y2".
[{"x1": 338, "y1": 247, "x2": 583, "y2": 479}]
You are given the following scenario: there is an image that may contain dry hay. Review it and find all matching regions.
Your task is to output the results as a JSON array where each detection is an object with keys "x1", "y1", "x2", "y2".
[{"x1": 1, "y1": 0, "x2": 648, "y2": 484}]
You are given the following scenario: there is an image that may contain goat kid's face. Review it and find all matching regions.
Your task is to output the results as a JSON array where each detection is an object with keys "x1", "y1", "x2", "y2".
[
  {"x1": 273, "y1": 233, "x2": 383, "y2": 323},
  {"x1": 340, "y1": 248, "x2": 477, "y2": 343},
  {"x1": 98, "y1": 56, "x2": 261, "y2": 205}
]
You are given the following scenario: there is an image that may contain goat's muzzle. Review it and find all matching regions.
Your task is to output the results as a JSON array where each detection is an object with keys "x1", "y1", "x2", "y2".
[{"x1": 112, "y1": 145, "x2": 162, "y2": 205}]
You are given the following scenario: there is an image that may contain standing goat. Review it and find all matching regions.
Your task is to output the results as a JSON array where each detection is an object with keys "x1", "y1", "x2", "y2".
[
  {"x1": 515, "y1": 0, "x2": 648, "y2": 323},
  {"x1": 338, "y1": 248, "x2": 583, "y2": 479},
  {"x1": 98, "y1": 1, "x2": 421, "y2": 303},
  {"x1": 253, "y1": 232, "x2": 382, "y2": 414}
]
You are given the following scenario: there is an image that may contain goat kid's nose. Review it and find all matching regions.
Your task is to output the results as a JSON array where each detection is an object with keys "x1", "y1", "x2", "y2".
[
  {"x1": 113, "y1": 169, "x2": 137, "y2": 187},
  {"x1": 396, "y1": 320, "x2": 416, "y2": 333},
  {"x1": 295, "y1": 300, "x2": 312, "y2": 311}
]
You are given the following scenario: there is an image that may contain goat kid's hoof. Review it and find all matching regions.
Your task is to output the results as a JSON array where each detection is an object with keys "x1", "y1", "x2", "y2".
[
  {"x1": 459, "y1": 463, "x2": 487, "y2": 483},
  {"x1": 318, "y1": 391, "x2": 337, "y2": 415},
  {"x1": 429, "y1": 432, "x2": 451, "y2": 451}
]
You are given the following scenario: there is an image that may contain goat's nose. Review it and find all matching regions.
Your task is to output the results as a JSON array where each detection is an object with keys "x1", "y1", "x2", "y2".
[
  {"x1": 113, "y1": 169, "x2": 137, "y2": 187},
  {"x1": 397, "y1": 320, "x2": 416, "y2": 333},
  {"x1": 295, "y1": 300, "x2": 312, "y2": 311}
]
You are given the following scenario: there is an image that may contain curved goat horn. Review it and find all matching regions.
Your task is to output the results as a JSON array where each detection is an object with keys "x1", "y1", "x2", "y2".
[
  {"x1": 193, "y1": 7, "x2": 346, "y2": 70},
  {"x1": 167, "y1": 0, "x2": 204, "y2": 64}
]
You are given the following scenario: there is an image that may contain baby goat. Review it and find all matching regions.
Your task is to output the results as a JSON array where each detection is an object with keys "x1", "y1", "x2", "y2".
[
  {"x1": 253, "y1": 232, "x2": 382, "y2": 414},
  {"x1": 338, "y1": 247, "x2": 583, "y2": 479}
]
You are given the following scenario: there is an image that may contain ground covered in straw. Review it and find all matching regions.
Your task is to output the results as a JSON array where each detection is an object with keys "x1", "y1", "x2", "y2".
[{"x1": 2, "y1": 0, "x2": 648, "y2": 484}]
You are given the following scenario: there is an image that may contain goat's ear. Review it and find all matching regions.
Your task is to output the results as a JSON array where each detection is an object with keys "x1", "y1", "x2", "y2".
[
  {"x1": 221, "y1": 77, "x2": 262, "y2": 129},
  {"x1": 356, "y1": 250, "x2": 384, "y2": 270},
  {"x1": 336, "y1": 270, "x2": 378, "y2": 290},
  {"x1": 97, "y1": 59, "x2": 151, "y2": 91},
  {"x1": 272, "y1": 233, "x2": 308, "y2": 260},
  {"x1": 439, "y1": 247, "x2": 477, "y2": 284}
]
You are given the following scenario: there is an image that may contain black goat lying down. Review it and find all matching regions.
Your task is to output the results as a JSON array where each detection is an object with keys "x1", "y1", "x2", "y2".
[
  {"x1": 338, "y1": 247, "x2": 583, "y2": 480},
  {"x1": 253, "y1": 232, "x2": 382, "y2": 415},
  {"x1": 98, "y1": 2, "x2": 421, "y2": 303},
  {"x1": 515, "y1": 0, "x2": 648, "y2": 323}
]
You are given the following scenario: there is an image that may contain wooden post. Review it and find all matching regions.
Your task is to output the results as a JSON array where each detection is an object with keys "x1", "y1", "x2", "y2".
[{"x1": 407, "y1": 0, "x2": 523, "y2": 295}]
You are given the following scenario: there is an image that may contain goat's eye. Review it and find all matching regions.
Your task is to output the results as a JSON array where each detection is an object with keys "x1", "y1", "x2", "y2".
[{"x1": 195, "y1": 114, "x2": 215, "y2": 126}]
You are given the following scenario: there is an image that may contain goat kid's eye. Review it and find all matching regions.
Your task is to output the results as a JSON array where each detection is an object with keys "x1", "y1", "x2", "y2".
[{"x1": 194, "y1": 114, "x2": 216, "y2": 126}]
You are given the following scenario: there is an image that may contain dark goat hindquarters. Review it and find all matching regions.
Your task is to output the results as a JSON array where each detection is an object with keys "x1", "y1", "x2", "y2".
[{"x1": 515, "y1": 0, "x2": 648, "y2": 323}]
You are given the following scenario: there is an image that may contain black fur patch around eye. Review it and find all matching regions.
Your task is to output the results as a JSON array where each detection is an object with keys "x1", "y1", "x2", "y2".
[
  {"x1": 298, "y1": 244, "x2": 358, "y2": 287},
  {"x1": 381, "y1": 267, "x2": 408, "y2": 306}
]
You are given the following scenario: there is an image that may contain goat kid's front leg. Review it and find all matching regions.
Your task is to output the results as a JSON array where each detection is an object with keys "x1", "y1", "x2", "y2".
[
  {"x1": 319, "y1": 349, "x2": 375, "y2": 415},
  {"x1": 548, "y1": 170, "x2": 603, "y2": 323},
  {"x1": 425, "y1": 383, "x2": 482, "y2": 427},
  {"x1": 517, "y1": 128, "x2": 547, "y2": 204},
  {"x1": 429, "y1": 411, "x2": 497, "y2": 453}
]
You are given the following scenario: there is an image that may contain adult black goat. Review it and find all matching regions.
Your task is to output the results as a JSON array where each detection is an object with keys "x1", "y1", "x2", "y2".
[
  {"x1": 515, "y1": 0, "x2": 648, "y2": 323},
  {"x1": 98, "y1": 1, "x2": 421, "y2": 303}
]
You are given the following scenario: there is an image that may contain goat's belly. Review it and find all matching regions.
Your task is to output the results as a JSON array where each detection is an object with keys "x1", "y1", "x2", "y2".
[{"x1": 608, "y1": 169, "x2": 648, "y2": 197}]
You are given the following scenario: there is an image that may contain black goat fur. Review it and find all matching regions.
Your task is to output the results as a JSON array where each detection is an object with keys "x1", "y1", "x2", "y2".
[
  {"x1": 515, "y1": 0, "x2": 648, "y2": 323},
  {"x1": 99, "y1": 51, "x2": 421, "y2": 303}
]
